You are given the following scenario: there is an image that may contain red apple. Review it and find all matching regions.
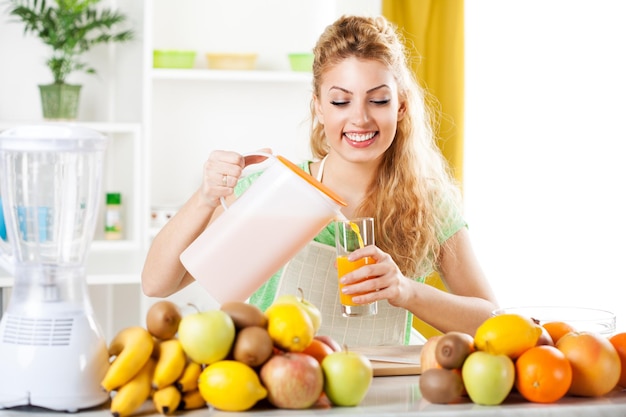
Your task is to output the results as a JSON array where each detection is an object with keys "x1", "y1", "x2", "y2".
[
  {"x1": 420, "y1": 335, "x2": 443, "y2": 372},
  {"x1": 536, "y1": 326, "x2": 555, "y2": 346},
  {"x1": 260, "y1": 352, "x2": 324, "y2": 409},
  {"x1": 314, "y1": 335, "x2": 342, "y2": 352}
]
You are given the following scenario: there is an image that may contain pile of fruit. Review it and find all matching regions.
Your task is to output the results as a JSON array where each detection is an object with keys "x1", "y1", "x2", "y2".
[
  {"x1": 419, "y1": 313, "x2": 626, "y2": 406},
  {"x1": 101, "y1": 290, "x2": 373, "y2": 416}
]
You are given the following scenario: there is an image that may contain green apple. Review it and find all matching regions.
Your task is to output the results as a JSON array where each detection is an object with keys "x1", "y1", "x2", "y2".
[
  {"x1": 461, "y1": 351, "x2": 515, "y2": 405},
  {"x1": 321, "y1": 350, "x2": 373, "y2": 406},
  {"x1": 275, "y1": 289, "x2": 322, "y2": 333},
  {"x1": 178, "y1": 307, "x2": 235, "y2": 365}
]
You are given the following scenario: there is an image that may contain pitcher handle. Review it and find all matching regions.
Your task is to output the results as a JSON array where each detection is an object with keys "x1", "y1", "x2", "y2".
[{"x1": 219, "y1": 151, "x2": 276, "y2": 211}]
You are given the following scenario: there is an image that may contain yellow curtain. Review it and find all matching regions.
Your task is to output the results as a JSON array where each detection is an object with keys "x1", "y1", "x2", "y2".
[{"x1": 382, "y1": 0, "x2": 464, "y2": 339}]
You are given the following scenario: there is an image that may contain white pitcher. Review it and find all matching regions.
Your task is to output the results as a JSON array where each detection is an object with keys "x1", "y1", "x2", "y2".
[{"x1": 180, "y1": 153, "x2": 346, "y2": 304}]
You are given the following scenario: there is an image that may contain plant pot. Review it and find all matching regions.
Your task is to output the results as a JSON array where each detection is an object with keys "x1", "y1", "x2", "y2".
[{"x1": 38, "y1": 83, "x2": 82, "y2": 120}]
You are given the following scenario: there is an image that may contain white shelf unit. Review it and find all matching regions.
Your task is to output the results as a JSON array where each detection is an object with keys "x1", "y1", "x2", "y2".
[{"x1": 142, "y1": 0, "x2": 317, "y2": 210}]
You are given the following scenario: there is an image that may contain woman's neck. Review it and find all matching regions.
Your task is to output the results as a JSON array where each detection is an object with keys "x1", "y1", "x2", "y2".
[{"x1": 318, "y1": 154, "x2": 378, "y2": 215}]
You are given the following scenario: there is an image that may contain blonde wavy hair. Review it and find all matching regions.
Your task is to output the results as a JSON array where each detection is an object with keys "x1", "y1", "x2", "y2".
[{"x1": 310, "y1": 15, "x2": 463, "y2": 278}]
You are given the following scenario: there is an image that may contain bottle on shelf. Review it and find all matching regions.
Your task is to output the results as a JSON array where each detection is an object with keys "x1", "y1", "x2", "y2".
[{"x1": 104, "y1": 192, "x2": 123, "y2": 240}]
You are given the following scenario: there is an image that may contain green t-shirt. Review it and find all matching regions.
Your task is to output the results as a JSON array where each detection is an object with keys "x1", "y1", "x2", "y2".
[{"x1": 234, "y1": 160, "x2": 466, "y2": 311}]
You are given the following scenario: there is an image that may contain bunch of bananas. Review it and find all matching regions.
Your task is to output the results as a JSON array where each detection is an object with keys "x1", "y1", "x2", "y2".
[{"x1": 100, "y1": 302, "x2": 208, "y2": 417}]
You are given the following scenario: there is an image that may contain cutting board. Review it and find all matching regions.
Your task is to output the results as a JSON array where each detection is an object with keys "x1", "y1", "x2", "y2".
[{"x1": 351, "y1": 345, "x2": 422, "y2": 377}]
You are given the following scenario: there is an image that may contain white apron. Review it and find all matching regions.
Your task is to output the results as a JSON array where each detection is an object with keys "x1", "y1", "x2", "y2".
[
  {"x1": 273, "y1": 157, "x2": 411, "y2": 346},
  {"x1": 275, "y1": 241, "x2": 410, "y2": 346}
]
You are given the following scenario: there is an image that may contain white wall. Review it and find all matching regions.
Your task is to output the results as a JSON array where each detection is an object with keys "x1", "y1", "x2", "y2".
[{"x1": 464, "y1": 0, "x2": 626, "y2": 332}]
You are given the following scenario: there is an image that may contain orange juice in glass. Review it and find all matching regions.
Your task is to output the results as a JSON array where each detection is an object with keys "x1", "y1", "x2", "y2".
[{"x1": 334, "y1": 217, "x2": 378, "y2": 317}]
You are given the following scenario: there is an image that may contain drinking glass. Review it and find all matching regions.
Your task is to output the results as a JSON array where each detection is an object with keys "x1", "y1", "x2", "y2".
[{"x1": 335, "y1": 217, "x2": 378, "y2": 317}]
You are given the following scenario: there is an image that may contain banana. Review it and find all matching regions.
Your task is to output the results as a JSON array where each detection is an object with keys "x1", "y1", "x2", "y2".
[
  {"x1": 152, "y1": 385, "x2": 182, "y2": 415},
  {"x1": 102, "y1": 326, "x2": 155, "y2": 392},
  {"x1": 110, "y1": 357, "x2": 156, "y2": 417},
  {"x1": 175, "y1": 360, "x2": 202, "y2": 392},
  {"x1": 152, "y1": 338, "x2": 186, "y2": 389},
  {"x1": 177, "y1": 389, "x2": 207, "y2": 411}
]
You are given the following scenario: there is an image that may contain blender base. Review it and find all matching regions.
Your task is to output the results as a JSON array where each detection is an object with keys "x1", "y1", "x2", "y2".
[{"x1": 0, "y1": 310, "x2": 110, "y2": 412}]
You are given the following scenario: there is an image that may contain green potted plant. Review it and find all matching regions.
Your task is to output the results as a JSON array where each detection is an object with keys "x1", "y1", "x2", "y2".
[{"x1": 7, "y1": 0, "x2": 134, "y2": 120}]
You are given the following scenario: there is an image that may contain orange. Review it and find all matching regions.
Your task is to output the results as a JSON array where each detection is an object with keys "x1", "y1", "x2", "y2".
[
  {"x1": 515, "y1": 345, "x2": 572, "y2": 403},
  {"x1": 542, "y1": 321, "x2": 576, "y2": 344},
  {"x1": 302, "y1": 339, "x2": 334, "y2": 364},
  {"x1": 609, "y1": 332, "x2": 626, "y2": 387},
  {"x1": 556, "y1": 331, "x2": 621, "y2": 397}
]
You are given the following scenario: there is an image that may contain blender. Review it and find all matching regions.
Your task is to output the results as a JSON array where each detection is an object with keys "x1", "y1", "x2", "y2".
[{"x1": 0, "y1": 125, "x2": 110, "y2": 411}]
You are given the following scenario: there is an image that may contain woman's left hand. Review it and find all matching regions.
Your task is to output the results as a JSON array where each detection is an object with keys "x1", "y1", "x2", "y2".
[{"x1": 339, "y1": 245, "x2": 411, "y2": 308}]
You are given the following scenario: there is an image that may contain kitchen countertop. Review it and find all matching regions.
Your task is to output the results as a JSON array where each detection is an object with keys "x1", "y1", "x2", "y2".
[{"x1": 2, "y1": 375, "x2": 626, "y2": 417}]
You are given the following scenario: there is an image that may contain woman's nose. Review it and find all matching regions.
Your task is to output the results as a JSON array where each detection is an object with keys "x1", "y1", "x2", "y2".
[{"x1": 350, "y1": 103, "x2": 369, "y2": 125}]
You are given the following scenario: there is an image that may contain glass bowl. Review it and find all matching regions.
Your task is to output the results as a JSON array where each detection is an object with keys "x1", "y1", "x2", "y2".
[{"x1": 492, "y1": 306, "x2": 616, "y2": 336}]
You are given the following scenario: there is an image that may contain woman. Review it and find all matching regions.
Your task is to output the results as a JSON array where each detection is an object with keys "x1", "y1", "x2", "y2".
[{"x1": 142, "y1": 15, "x2": 498, "y2": 345}]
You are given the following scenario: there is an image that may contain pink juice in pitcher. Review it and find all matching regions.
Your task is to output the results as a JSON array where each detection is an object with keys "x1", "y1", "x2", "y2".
[
  {"x1": 180, "y1": 154, "x2": 347, "y2": 305},
  {"x1": 181, "y1": 213, "x2": 334, "y2": 304}
]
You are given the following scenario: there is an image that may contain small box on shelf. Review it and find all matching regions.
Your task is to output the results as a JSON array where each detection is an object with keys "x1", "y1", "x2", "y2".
[{"x1": 104, "y1": 192, "x2": 123, "y2": 240}]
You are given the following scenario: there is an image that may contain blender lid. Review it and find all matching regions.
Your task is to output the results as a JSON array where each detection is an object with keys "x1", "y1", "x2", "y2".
[{"x1": 0, "y1": 124, "x2": 107, "y2": 152}]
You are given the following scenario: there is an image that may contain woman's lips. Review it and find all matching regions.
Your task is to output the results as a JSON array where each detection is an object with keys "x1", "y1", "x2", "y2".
[{"x1": 344, "y1": 131, "x2": 377, "y2": 147}]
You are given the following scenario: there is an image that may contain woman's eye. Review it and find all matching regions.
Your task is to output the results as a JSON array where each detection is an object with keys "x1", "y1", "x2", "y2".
[
  {"x1": 330, "y1": 100, "x2": 349, "y2": 106},
  {"x1": 371, "y1": 99, "x2": 390, "y2": 105}
]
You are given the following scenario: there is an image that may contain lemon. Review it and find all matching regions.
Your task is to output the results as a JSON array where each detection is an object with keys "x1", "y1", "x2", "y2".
[
  {"x1": 198, "y1": 360, "x2": 267, "y2": 411},
  {"x1": 474, "y1": 313, "x2": 542, "y2": 358},
  {"x1": 266, "y1": 302, "x2": 314, "y2": 352}
]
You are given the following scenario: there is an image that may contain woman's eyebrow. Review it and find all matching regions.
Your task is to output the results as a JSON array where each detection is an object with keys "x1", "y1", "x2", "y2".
[{"x1": 327, "y1": 84, "x2": 390, "y2": 95}]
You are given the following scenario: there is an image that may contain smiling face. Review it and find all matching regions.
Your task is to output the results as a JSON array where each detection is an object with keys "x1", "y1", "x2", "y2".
[{"x1": 314, "y1": 57, "x2": 406, "y2": 165}]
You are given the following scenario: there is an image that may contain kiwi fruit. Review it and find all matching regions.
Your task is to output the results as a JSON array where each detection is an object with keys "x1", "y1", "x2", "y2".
[
  {"x1": 419, "y1": 368, "x2": 464, "y2": 404},
  {"x1": 232, "y1": 326, "x2": 274, "y2": 367},
  {"x1": 146, "y1": 300, "x2": 182, "y2": 340},
  {"x1": 435, "y1": 331, "x2": 474, "y2": 369},
  {"x1": 220, "y1": 301, "x2": 268, "y2": 329}
]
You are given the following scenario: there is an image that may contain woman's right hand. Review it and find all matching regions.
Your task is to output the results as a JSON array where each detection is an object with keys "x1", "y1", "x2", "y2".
[{"x1": 200, "y1": 149, "x2": 271, "y2": 209}]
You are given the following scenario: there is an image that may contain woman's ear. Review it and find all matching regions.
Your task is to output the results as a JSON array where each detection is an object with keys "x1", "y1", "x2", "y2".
[
  {"x1": 313, "y1": 94, "x2": 324, "y2": 125},
  {"x1": 397, "y1": 99, "x2": 407, "y2": 121}
]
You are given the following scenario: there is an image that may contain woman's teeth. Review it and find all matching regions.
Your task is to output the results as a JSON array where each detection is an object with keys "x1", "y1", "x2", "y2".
[{"x1": 344, "y1": 132, "x2": 376, "y2": 142}]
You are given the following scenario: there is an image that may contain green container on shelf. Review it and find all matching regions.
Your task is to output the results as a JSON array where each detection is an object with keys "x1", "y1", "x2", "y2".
[
  {"x1": 288, "y1": 53, "x2": 314, "y2": 72},
  {"x1": 153, "y1": 50, "x2": 196, "y2": 69}
]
